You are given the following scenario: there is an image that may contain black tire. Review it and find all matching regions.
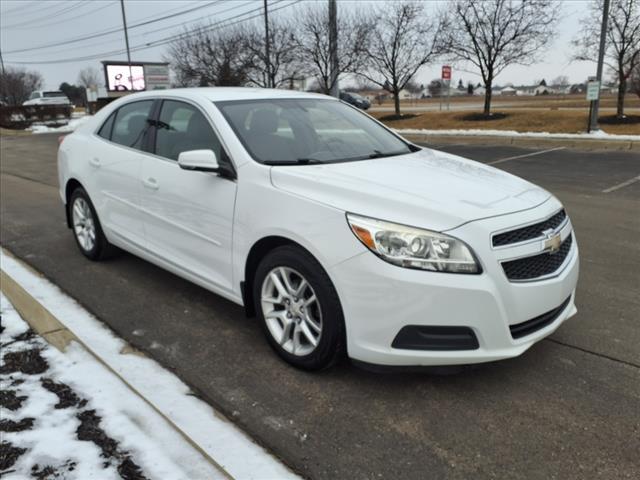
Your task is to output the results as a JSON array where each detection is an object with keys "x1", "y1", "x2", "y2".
[
  {"x1": 69, "y1": 187, "x2": 115, "y2": 261},
  {"x1": 253, "y1": 245, "x2": 346, "y2": 370}
]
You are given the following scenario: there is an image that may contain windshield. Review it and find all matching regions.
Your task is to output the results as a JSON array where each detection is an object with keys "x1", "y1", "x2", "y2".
[
  {"x1": 43, "y1": 91, "x2": 66, "y2": 98},
  {"x1": 215, "y1": 98, "x2": 416, "y2": 164}
]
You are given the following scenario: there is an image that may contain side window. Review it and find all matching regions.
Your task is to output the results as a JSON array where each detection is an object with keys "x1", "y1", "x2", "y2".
[
  {"x1": 97, "y1": 112, "x2": 115, "y2": 140},
  {"x1": 155, "y1": 100, "x2": 222, "y2": 161},
  {"x1": 110, "y1": 100, "x2": 154, "y2": 150}
]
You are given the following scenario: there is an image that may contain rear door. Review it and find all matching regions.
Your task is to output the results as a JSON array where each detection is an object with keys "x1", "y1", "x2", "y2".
[
  {"x1": 91, "y1": 99, "x2": 155, "y2": 248},
  {"x1": 140, "y1": 99, "x2": 237, "y2": 292}
]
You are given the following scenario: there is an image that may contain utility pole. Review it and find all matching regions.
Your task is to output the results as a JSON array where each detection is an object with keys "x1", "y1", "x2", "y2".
[
  {"x1": 119, "y1": 0, "x2": 134, "y2": 90},
  {"x1": 263, "y1": 0, "x2": 271, "y2": 88},
  {"x1": 0, "y1": 47, "x2": 6, "y2": 77},
  {"x1": 589, "y1": 0, "x2": 610, "y2": 132},
  {"x1": 328, "y1": 0, "x2": 339, "y2": 98}
]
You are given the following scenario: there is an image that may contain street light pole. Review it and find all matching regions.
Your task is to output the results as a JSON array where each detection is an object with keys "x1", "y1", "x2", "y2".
[
  {"x1": 263, "y1": 0, "x2": 271, "y2": 88},
  {"x1": 120, "y1": 0, "x2": 134, "y2": 91},
  {"x1": 589, "y1": 0, "x2": 610, "y2": 132},
  {"x1": 329, "y1": 0, "x2": 339, "y2": 98}
]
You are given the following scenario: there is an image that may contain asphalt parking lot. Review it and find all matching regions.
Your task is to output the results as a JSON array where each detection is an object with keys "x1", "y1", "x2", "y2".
[{"x1": 1, "y1": 133, "x2": 639, "y2": 479}]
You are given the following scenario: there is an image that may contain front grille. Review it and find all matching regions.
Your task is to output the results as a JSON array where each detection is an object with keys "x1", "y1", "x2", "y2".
[
  {"x1": 510, "y1": 296, "x2": 571, "y2": 339},
  {"x1": 502, "y1": 234, "x2": 573, "y2": 281},
  {"x1": 493, "y1": 209, "x2": 567, "y2": 247}
]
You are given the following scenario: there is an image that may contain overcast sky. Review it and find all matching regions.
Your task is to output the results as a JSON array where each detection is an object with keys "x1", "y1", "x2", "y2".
[{"x1": 1, "y1": 0, "x2": 599, "y2": 90}]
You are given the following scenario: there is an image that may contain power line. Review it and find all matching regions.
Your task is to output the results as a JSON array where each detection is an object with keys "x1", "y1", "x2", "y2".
[
  {"x1": 5, "y1": 0, "x2": 301, "y2": 65},
  {"x1": 13, "y1": 1, "x2": 255, "y2": 59},
  {"x1": 2, "y1": 1, "x2": 86, "y2": 29},
  {"x1": 6, "y1": 1, "x2": 117, "y2": 30},
  {"x1": 3, "y1": 0, "x2": 222, "y2": 55},
  {"x1": 1, "y1": 1, "x2": 68, "y2": 19}
]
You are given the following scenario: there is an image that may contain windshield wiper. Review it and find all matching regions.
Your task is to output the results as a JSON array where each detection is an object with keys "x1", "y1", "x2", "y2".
[
  {"x1": 262, "y1": 158, "x2": 324, "y2": 166},
  {"x1": 367, "y1": 149, "x2": 410, "y2": 159}
]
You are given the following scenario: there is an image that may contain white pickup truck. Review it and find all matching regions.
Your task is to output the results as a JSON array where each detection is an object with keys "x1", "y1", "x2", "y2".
[{"x1": 23, "y1": 90, "x2": 72, "y2": 106}]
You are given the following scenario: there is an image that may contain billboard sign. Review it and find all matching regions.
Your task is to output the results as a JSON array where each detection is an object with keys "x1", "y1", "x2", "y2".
[
  {"x1": 104, "y1": 63, "x2": 145, "y2": 92},
  {"x1": 143, "y1": 64, "x2": 170, "y2": 90},
  {"x1": 441, "y1": 65, "x2": 452, "y2": 81}
]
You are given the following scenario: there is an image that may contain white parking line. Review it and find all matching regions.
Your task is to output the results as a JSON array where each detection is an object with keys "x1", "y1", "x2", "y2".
[
  {"x1": 602, "y1": 175, "x2": 640, "y2": 194},
  {"x1": 488, "y1": 147, "x2": 566, "y2": 165}
]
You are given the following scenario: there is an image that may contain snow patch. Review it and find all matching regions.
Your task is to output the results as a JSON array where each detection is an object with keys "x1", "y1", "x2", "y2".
[
  {"x1": 0, "y1": 249, "x2": 299, "y2": 480},
  {"x1": 395, "y1": 128, "x2": 640, "y2": 141},
  {"x1": 29, "y1": 115, "x2": 92, "y2": 134}
]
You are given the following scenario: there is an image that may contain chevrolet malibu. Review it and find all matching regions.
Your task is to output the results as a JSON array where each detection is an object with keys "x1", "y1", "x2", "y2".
[{"x1": 58, "y1": 88, "x2": 579, "y2": 370}]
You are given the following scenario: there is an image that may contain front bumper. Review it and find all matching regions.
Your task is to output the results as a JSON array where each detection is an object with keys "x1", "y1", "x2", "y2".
[{"x1": 329, "y1": 201, "x2": 579, "y2": 366}]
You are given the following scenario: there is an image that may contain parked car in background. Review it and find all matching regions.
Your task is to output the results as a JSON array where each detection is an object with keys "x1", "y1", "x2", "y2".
[
  {"x1": 23, "y1": 90, "x2": 72, "y2": 106},
  {"x1": 58, "y1": 88, "x2": 579, "y2": 371},
  {"x1": 340, "y1": 91, "x2": 371, "y2": 110}
]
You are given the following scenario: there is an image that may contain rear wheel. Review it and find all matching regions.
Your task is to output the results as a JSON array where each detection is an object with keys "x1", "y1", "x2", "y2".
[
  {"x1": 69, "y1": 187, "x2": 114, "y2": 260},
  {"x1": 254, "y1": 245, "x2": 345, "y2": 370}
]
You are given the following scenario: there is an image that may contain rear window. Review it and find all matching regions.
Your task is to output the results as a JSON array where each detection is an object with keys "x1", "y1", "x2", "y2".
[
  {"x1": 109, "y1": 100, "x2": 154, "y2": 150},
  {"x1": 98, "y1": 112, "x2": 116, "y2": 140}
]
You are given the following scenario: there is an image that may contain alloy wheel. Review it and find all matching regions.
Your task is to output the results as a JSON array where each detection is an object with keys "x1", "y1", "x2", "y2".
[
  {"x1": 72, "y1": 197, "x2": 96, "y2": 252},
  {"x1": 261, "y1": 266, "x2": 323, "y2": 356}
]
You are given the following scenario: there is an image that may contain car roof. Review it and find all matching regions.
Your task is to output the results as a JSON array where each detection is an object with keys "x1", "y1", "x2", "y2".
[{"x1": 117, "y1": 87, "x2": 335, "y2": 103}]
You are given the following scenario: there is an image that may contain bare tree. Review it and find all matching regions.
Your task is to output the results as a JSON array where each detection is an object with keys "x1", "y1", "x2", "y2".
[
  {"x1": 296, "y1": 5, "x2": 372, "y2": 95},
  {"x1": 573, "y1": 0, "x2": 640, "y2": 118},
  {"x1": 244, "y1": 19, "x2": 301, "y2": 88},
  {"x1": 428, "y1": 79, "x2": 444, "y2": 97},
  {"x1": 0, "y1": 66, "x2": 43, "y2": 105},
  {"x1": 77, "y1": 66, "x2": 102, "y2": 88},
  {"x1": 166, "y1": 24, "x2": 253, "y2": 87},
  {"x1": 360, "y1": 2, "x2": 442, "y2": 116},
  {"x1": 632, "y1": 62, "x2": 640, "y2": 98},
  {"x1": 551, "y1": 75, "x2": 570, "y2": 87},
  {"x1": 441, "y1": 0, "x2": 559, "y2": 115}
]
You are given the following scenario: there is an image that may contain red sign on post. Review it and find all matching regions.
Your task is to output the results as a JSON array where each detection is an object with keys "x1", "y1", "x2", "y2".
[{"x1": 441, "y1": 65, "x2": 452, "y2": 80}]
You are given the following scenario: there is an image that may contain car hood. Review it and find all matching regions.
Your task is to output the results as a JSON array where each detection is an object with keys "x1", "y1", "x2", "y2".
[{"x1": 270, "y1": 148, "x2": 551, "y2": 231}]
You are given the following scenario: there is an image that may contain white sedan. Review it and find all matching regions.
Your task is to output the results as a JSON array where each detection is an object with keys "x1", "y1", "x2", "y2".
[{"x1": 57, "y1": 88, "x2": 579, "y2": 370}]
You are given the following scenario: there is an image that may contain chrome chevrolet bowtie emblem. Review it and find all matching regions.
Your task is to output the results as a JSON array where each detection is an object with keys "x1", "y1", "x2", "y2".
[{"x1": 542, "y1": 229, "x2": 562, "y2": 254}]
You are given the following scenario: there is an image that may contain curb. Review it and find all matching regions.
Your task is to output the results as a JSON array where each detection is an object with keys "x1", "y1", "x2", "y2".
[
  {"x1": 401, "y1": 133, "x2": 639, "y2": 152},
  {"x1": 0, "y1": 255, "x2": 233, "y2": 479}
]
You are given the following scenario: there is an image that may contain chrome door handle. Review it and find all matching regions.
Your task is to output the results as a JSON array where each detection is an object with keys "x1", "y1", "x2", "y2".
[
  {"x1": 89, "y1": 157, "x2": 101, "y2": 168},
  {"x1": 143, "y1": 177, "x2": 159, "y2": 190}
]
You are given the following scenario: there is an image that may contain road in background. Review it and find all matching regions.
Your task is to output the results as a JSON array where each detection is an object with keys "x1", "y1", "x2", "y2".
[{"x1": 1, "y1": 133, "x2": 639, "y2": 479}]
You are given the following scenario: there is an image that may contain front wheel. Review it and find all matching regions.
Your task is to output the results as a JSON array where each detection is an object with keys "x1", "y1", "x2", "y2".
[{"x1": 253, "y1": 245, "x2": 345, "y2": 370}]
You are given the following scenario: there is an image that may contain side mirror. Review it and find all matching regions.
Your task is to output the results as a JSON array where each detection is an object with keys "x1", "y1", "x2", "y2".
[{"x1": 177, "y1": 149, "x2": 220, "y2": 172}]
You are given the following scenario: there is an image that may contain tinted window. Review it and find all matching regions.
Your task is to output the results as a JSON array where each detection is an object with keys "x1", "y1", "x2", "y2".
[
  {"x1": 155, "y1": 100, "x2": 222, "y2": 161},
  {"x1": 98, "y1": 112, "x2": 115, "y2": 140},
  {"x1": 216, "y1": 99, "x2": 413, "y2": 164},
  {"x1": 44, "y1": 91, "x2": 66, "y2": 98},
  {"x1": 111, "y1": 100, "x2": 153, "y2": 150}
]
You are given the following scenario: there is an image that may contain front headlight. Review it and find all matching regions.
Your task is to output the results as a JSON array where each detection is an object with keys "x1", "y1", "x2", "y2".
[{"x1": 347, "y1": 214, "x2": 481, "y2": 274}]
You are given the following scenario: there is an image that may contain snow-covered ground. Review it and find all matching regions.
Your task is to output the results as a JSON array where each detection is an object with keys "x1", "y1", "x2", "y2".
[
  {"x1": 395, "y1": 128, "x2": 640, "y2": 141},
  {"x1": 0, "y1": 293, "x2": 225, "y2": 479},
  {"x1": 29, "y1": 114, "x2": 92, "y2": 134},
  {"x1": 0, "y1": 249, "x2": 299, "y2": 480}
]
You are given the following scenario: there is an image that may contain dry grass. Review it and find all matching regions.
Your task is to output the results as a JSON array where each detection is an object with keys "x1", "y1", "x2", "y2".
[
  {"x1": 0, "y1": 127, "x2": 32, "y2": 136},
  {"x1": 372, "y1": 109, "x2": 640, "y2": 135},
  {"x1": 375, "y1": 93, "x2": 640, "y2": 110}
]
